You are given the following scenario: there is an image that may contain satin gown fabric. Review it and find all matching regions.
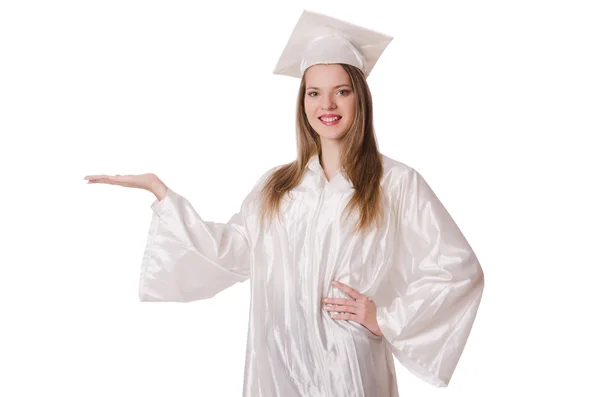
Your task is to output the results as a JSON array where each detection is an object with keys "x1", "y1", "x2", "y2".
[{"x1": 139, "y1": 153, "x2": 484, "y2": 396}]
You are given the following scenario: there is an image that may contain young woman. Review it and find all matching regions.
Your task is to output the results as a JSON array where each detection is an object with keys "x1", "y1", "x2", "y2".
[{"x1": 84, "y1": 10, "x2": 484, "y2": 397}]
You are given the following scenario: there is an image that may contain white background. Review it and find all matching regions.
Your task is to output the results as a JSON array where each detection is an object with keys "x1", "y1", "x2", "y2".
[{"x1": 1, "y1": 0, "x2": 598, "y2": 396}]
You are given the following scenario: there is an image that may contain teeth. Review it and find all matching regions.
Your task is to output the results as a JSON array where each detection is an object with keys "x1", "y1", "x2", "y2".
[{"x1": 320, "y1": 117, "x2": 340, "y2": 122}]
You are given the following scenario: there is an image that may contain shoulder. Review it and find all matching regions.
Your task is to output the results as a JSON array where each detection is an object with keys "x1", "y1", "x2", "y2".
[
  {"x1": 380, "y1": 154, "x2": 445, "y2": 214},
  {"x1": 379, "y1": 153, "x2": 441, "y2": 208},
  {"x1": 379, "y1": 153, "x2": 422, "y2": 189}
]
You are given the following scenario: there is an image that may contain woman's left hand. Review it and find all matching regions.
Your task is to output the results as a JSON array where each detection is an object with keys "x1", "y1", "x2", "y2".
[{"x1": 322, "y1": 280, "x2": 383, "y2": 337}]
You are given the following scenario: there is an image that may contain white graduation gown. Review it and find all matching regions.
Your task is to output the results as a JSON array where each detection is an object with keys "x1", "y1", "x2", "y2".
[{"x1": 139, "y1": 153, "x2": 484, "y2": 396}]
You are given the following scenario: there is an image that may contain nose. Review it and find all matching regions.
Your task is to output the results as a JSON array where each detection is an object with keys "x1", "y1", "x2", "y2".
[{"x1": 321, "y1": 93, "x2": 337, "y2": 110}]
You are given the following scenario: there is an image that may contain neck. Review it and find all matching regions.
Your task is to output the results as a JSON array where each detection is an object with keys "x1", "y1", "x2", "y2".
[{"x1": 319, "y1": 140, "x2": 342, "y2": 176}]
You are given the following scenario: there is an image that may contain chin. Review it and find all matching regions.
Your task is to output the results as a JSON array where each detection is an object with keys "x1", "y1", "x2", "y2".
[
  {"x1": 311, "y1": 123, "x2": 350, "y2": 140},
  {"x1": 315, "y1": 130, "x2": 348, "y2": 141}
]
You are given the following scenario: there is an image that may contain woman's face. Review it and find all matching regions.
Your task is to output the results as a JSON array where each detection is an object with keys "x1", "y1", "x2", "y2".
[{"x1": 303, "y1": 64, "x2": 356, "y2": 142}]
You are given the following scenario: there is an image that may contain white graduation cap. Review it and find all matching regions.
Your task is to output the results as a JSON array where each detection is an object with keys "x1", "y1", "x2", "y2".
[{"x1": 273, "y1": 10, "x2": 394, "y2": 79}]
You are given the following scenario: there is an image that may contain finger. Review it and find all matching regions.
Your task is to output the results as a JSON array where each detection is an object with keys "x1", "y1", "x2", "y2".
[
  {"x1": 322, "y1": 297, "x2": 357, "y2": 306},
  {"x1": 105, "y1": 175, "x2": 130, "y2": 184},
  {"x1": 331, "y1": 280, "x2": 362, "y2": 301},
  {"x1": 84, "y1": 175, "x2": 109, "y2": 180},
  {"x1": 90, "y1": 179, "x2": 115, "y2": 185},
  {"x1": 85, "y1": 174, "x2": 122, "y2": 182},
  {"x1": 324, "y1": 305, "x2": 358, "y2": 314},
  {"x1": 331, "y1": 312, "x2": 359, "y2": 321},
  {"x1": 104, "y1": 179, "x2": 122, "y2": 185},
  {"x1": 86, "y1": 178, "x2": 105, "y2": 183},
  {"x1": 88, "y1": 177, "x2": 124, "y2": 186}
]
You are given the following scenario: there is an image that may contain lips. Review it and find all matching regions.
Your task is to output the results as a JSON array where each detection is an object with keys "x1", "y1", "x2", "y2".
[
  {"x1": 318, "y1": 114, "x2": 342, "y2": 122},
  {"x1": 319, "y1": 114, "x2": 342, "y2": 126},
  {"x1": 319, "y1": 113, "x2": 342, "y2": 123}
]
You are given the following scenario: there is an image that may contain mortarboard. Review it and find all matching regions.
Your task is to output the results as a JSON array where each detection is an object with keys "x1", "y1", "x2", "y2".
[{"x1": 273, "y1": 10, "x2": 394, "y2": 79}]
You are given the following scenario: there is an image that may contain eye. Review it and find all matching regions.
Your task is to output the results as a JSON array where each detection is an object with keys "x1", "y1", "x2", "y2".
[
  {"x1": 307, "y1": 91, "x2": 318, "y2": 97},
  {"x1": 338, "y1": 89, "x2": 350, "y2": 95}
]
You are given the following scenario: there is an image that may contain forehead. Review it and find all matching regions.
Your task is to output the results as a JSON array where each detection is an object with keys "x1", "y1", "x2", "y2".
[{"x1": 304, "y1": 64, "x2": 350, "y2": 88}]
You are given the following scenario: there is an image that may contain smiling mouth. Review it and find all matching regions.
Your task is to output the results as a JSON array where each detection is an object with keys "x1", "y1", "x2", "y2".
[
  {"x1": 318, "y1": 116, "x2": 342, "y2": 126},
  {"x1": 319, "y1": 116, "x2": 342, "y2": 122}
]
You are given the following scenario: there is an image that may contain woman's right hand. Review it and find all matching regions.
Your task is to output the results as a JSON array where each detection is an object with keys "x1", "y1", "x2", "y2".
[{"x1": 83, "y1": 173, "x2": 168, "y2": 201}]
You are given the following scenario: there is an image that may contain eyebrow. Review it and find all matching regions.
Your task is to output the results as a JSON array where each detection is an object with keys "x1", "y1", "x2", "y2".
[{"x1": 306, "y1": 84, "x2": 351, "y2": 91}]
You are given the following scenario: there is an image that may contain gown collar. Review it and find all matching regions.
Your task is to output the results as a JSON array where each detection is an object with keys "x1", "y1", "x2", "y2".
[{"x1": 305, "y1": 154, "x2": 354, "y2": 190}]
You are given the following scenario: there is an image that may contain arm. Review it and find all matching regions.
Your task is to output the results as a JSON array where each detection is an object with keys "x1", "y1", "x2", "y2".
[
  {"x1": 139, "y1": 169, "x2": 273, "y2": 302},
  {"x1": 375, "y1": 168, "x2": 485, "y2": 386}
]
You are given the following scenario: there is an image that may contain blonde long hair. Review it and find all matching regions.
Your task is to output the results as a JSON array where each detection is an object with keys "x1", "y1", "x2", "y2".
[{"x1": 258, "y1": 64, "x2": 384, "y2": 234}]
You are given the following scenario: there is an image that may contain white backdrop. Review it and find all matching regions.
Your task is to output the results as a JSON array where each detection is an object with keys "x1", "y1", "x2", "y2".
[{"x1": 1, "y1": 0, "x2": 599, "y2": 396}]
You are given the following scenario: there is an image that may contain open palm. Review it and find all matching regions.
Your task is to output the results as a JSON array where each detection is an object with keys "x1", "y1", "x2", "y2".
[{"x1": 83, "y1": 173, "x2": 159, "y2": 191}]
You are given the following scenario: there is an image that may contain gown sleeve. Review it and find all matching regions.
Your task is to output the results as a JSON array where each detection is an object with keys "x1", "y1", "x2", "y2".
[
  {"x1": 375, "y1": 167, "x2": 485, "y2": 387},
  {"x1": 138, "y1": 169, "x2": 272, "y2": 302}
]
